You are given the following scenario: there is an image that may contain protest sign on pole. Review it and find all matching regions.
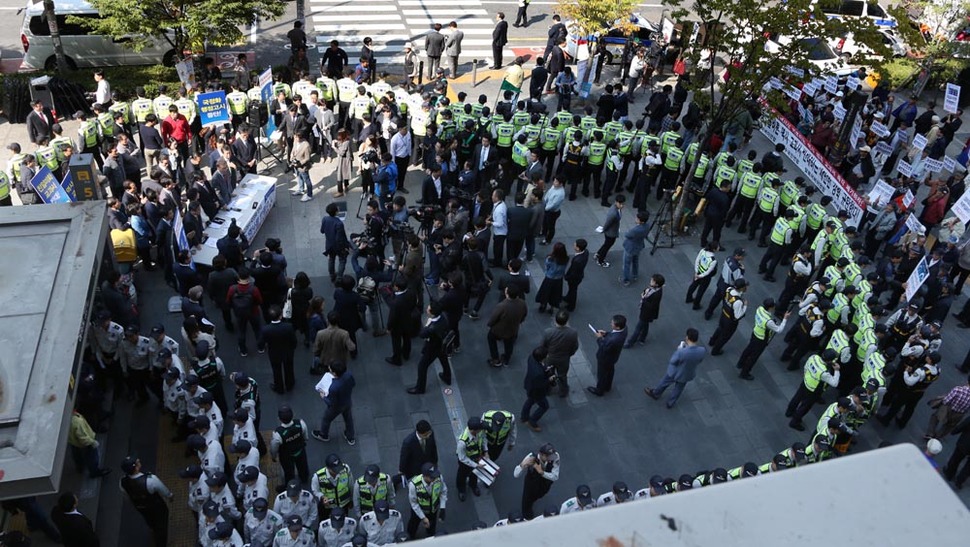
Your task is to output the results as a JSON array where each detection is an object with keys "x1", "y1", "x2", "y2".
[
  {"x1": 28, "y1": 166, "x2": 73, "y2": 204},
  {"x1": 259, "y1": 67, "x2": 276, "y2": 136},
  {"x1": 951, "y1": 190, "x2": 970, "y2": 224},
  {"x1": 196, "y1": 91, "x2": 231, "y2": 126},
  {"x1": 866, "y1": 179, "x2": 895, "y2": 208},
  {"x1": 61, "y1": 172, "x2": 76, "y2": 201},
  {"x1": 904, "y1": 256, "x2": 930, "y2": 302},
  {"x1": 945, "y1": 83, "x2": 962, "y2": 114}
]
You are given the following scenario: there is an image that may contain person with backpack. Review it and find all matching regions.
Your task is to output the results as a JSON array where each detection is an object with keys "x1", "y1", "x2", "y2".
[{"x1": 226, "y1": 268, "x2": 265, "y2": 357}]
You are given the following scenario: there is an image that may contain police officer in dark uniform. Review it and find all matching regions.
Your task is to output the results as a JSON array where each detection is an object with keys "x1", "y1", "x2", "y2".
[
  {"x1": 704, "y1": 248, "x2": 746, "y2": 320},
  {"x1": 192, "y1": 340, "x2": 227, "y2": 418},
  {"x1": 119, "y1": 456, "x2": 173, "y2": 546},
  {"x1": 513, "y1": 443, "x2": 560, "y2": 520},
  {"x1": 232, "y1": 371, "x2": 267, "y2": 456},
  {"x1": 271, "y1": 405, "x2": 310, "y2": 487}
]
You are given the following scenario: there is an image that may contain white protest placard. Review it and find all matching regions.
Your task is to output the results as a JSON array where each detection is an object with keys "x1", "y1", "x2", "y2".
[
  {"x1": 911, "y1": 133, "x2": 928, "y2": 151},
  {"x1": 867, "y1": 179, "x2": 895, "y2": 208},
  {"x1": 924, "y1": 158, "x2": 944, "y2": 173},
  {"x1": 874, "y1": 141, "x2": 892, "y2": 156},
  {"x1": 903, "y1": 189, "x2": 916, "y2": 208},
  {"x1": 951, "y1": 191, "x2": 970, "y2": 223},
  {"x1": 833, "y1": 103, "x2": 846, "y2": 121},
  {"x1": 825, "y1": 76, "x2": 838, "y2": 94},
  {"x1": 769, "y1": 77, "x2": 782, "y2": 89},
  {"x1": 802, "y1": 82, "x2": 818, "y2": 96},
  {"x1": 944, "y1": 156, "x2": 958, "y2": 173},
  {"x1": 870, "y1": 121, "x2": 890, "y2": 138},
  {"x1": 905, "y1": 212, "x2": 923, "y2": 233},
  {"x1": 847, "y1": 77, "x2": 861, "y2": 90},
  {"x1": 786, "y1": 66, "x2": 805, "y2": 78},
  {"x1": 945, "y1": 83, "x2": 962, "y2": 114},
  {"x1": 784, "y1": 85, "x2": 803, "y2": 100},
  {"x1": 314, "y1": 372, "x2": 335, "y2": 397},
  {"x1": 897, "y1": 159, "x2": 913, "y2": 177},
  {"x1": 904, "y1": 256, "x2": 930, "y2": 303}
]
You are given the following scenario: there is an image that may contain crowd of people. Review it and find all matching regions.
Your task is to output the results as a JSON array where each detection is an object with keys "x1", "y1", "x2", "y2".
[{"x1": 4, "y1": 8, "x2": 970, "y2": 547}]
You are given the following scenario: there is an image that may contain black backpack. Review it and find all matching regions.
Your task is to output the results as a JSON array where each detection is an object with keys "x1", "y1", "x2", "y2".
[{"x1": 231, "y1": 285, "x2": 255, "y2": 317}]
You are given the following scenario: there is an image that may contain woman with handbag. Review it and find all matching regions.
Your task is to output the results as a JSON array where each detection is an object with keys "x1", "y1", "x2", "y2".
[{"x1": 535, "y1": 242, "x2": 569, "y2": 313}]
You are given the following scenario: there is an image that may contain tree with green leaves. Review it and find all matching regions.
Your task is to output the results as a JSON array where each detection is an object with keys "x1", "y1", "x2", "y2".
[
  {"x1": 888, "y1": 1, "x2": 970, "y2": 95},
  {"x1": 660, "y1": 0, "x2": 883, "y2": 230},
  {"x1": 555, "y1": 0, "x2": 641, "y2": 84},
  {"x1": 76, "y1": 0, "x2": 286, "y2": 64}
]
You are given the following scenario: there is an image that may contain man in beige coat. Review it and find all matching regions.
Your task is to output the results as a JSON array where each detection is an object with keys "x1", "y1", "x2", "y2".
[
  {"x1": 312, "y1": 311, "x2": 356, "y2": 373},
  {"x1": 291, "y1": 132, "x2": 314, "y2": 201}
]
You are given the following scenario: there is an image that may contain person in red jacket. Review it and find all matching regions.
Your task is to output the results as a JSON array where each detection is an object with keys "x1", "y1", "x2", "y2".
[
  {"x1": 160, "y1": 104, "x2": 191, "y2": 165},
  {"x1": 226, "y1": 269, "x2": 265, "y2": 356}
]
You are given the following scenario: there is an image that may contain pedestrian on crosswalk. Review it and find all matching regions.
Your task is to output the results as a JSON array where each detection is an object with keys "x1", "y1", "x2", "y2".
[
  {"x1": 514, "y1": 0, "x2": 531, "y2": 28},
  {"x1": 446, "y1": 22, "x2": 464, "y2": 80},
  {"x1": 425, "y1": 24, "x2": 446, "y2": 80},
  {"x1": 492, "y1": 13, "x2": 509, "y2": 69},
  {"x1": 322, "y1": 40, "x2": 349, "y2": 79}
]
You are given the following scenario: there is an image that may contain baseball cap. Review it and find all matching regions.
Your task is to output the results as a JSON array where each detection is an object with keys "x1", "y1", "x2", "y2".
[
  {"x1": 326, "y1": 453, "x2": 343, "y2": 470},
  {"x1": 157, "y1": 348, "x2": 172, "y2": 360},
  {"x1": 208, "y1": 521, "x2": 234, "y2": 540},
  {"x1": 186, "y1": 434, "x2": 207, "y2": 450},
  {"x1": 791, "y1": 443, "x2": 807, "y2": 463},
  {"x1": 733, "y1": 247, "x2": 746, "y2": 256},
  {"x1": 232, "y1": 371, "x2": 250, "y2": 386},
  {"x1": 205, "y1": 471, "x2": 228, "y2": 487},
  {"x1": 576, "y1": 484, "x2": 593, "y2": 505},
  {"x1": 120, "y1": 456, "x2": 138, "y2": 474},
  {"x1": 488, "y1": 411, "x2": 507, "y2": 430},
  {"x1": 649, "y1": 475, "x2": 665, "y2": 493},
  {"x1": 613, "y1": 481, "x2": 631, "y2": 501},
  {"x1": 194, "y1": 391, "x2": 214, "y2": 406},
  {"x1": 374, "y1": 499, "x2": 390, "y2": 520},
  {"x1": 286, "y1": 514, "x2": 304, "y2": 530},
  {"x1": 178, "y1": 464, "x2": 203, "y2": 479},
  {"x1": 538, "y1": 443, "x2": 555, "y2": 455},
  {"x1": 237, "y1": 465, "x2": 259, "y2": 483},
  {"x1": 364, "y1": 464, "x2": 380, "y2": 482},
  {"x1": 543, "y1": 505, "x2": 559, "y2": 517},
  {"x1": 125, "y1": 325, "x2": 139, "y2": 335},
  {"x1": 231, "y1": 408, "x2": 250, "y2": 422},
  {"x1": 252, "y1": 497, "x2": 269, "y2": 518},
  {"x1": 202, "y1": 499, "x2": 220, "y2": 518},
  {"x1": 164, "y1": 368, "x2": 181, "y2": 381},
  {"x1": 183, "y1": 373, "x2": 200, "y2": 386},
  {"x1": 352, "y1": 534, "x2": 368, "y2": 546},
  {"x1": 467, "y1": 416, "x2": 483, "y2": 430},
  {"x1": 711, "y1": 468, "x2": 728, "y2": 484},
  {"x1": 330, "y1": 507, "x2": 346, "y2": 525},
  {"x1": 507, "y1": 510, "x2": 525, "y2": 523},
  {"x1": 230, "y1": 439, "x2": 253, "y2": 453},
  {"x1": 421, "y1": 462, "x2": 440, "y2": 478},
  {"x1": 190, "y1": 415, "x2": 210, "y2": 430},
  {"x1": 150, "y1": 323, "x2": 166, "y2": 335},
  {"x1": 286, "y1": 480, "x2": 301, "y2": 497},
  {"x1": 741, "y1": 462, "x2": 759, "y2": 478},
  {"x1": 677, "y1": 474, "x2": 693, "y2": 490}
]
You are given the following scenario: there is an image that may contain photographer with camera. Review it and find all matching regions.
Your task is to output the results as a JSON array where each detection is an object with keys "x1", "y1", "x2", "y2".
[
  {"x1": 421, "y1": 215, "x2": 448, "y2": 286},
  {"x1": 358, "y1": 134, "x2": 380, "y2": 197}
]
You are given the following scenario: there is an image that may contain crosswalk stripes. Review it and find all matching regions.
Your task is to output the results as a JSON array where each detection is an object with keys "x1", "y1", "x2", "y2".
[{"x1": 309, "y1": 0, "x2": 514, "y2": 66}]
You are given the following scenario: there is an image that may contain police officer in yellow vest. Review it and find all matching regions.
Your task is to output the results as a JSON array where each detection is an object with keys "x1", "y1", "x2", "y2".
[
  {"x1": 562, "y1": 130, "x2": 588, "y2": 200},
  {"x1": 481, "y1": 410, "x2": 517, "y2": 461},
  {"x1": 726, "y1": 162, "x2": 762, "y2": 231},
  {"x1": 511, "y1": 134, "x2": 531, "y2": 182},
  {"x1": 455, "y1": 417, "x2": 487, "y2": 501},
  {"x1": 600, "y1": 142, "x2": 623, "y2": 207},
  {"x1": 152, "y1": 84, "x2": 174, "y2": 120},
  {"x1": 0, "y1": 169, "x2": 11, "y2": 206},
  {"x1": 34, "y1": 138, "x2": 59, "y2": 173},
  {"x1": 407, "y1": 462, "x2": 446, "y2": 539},
  {"x1": 878, "y1": 351, "x2": 941, "y2": 428},
  {"x1": 585, "y1": 130, "x2": 607, "y2": 199},
  {"x1": 776, "y1": 245, "x2": 815, "y2": 314},
  {"x1": 49, "y1": 124, "x2": 74, "y2": 164},
  {"x1": 737, "y1": 298, "x2": 789, "y2": 380},
  {"x1": 353, "y1": 464, "x2": 395, "y2": 517},
  {"x1": 226, "y1": 84, "x2": 249, "y2": 130},
  {"x1": 493, "y1": 112, "x2": 516, "y2": 161},
  {"x1": 709, "y1": 277, "x2": 748, "y2": 356},
  {"x1": 74, "y1": 111, "x2": 104, "y2": 169},
  {"x1": 312, "y1": 453, "x2": 353, "y2": 520},
  {"x1": 759, "y1": 209, "x2": 796, "y2": 282},
  {"x1": 539, "y1": 118, "x2": 563, "y2": 181},
  {"x1": 658, "y1": 136, "x2": 684, "y2": 200},
  {"x1": 781, "y1": 296, "x2": 830, "y2": 370},
  {"x1": 749, "y1": 175, "x2": 781, "y2": 246},
  {"x1": 786, "y1": 349, "x2": 840, "y2": 431},
  {"x1": 336, "y1": 69, "x2": 358, "y2": 130}
]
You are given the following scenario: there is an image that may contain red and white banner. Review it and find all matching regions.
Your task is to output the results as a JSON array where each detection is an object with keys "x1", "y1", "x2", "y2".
[{"x1": 758, "y1": 105, "x2": 866, "y2": 226}]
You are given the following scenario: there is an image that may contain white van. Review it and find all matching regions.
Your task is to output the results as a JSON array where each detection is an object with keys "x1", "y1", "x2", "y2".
[
  {"x1": 20, "y1": 0, "x2": 177, "y2": 71},
  {"x1": 817, "y1": 1, "x2": 898, "y2": 29}
]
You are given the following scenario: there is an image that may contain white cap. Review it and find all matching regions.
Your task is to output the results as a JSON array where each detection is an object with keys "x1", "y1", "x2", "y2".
[{"x1": 926, "y1": 438, "x2": 943, "y2": 455}]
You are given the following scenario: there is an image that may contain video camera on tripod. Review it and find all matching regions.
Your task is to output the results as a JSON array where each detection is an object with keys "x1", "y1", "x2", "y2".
[{"x1": 408, "y1": 204, "x2": 442, "y2": 224}]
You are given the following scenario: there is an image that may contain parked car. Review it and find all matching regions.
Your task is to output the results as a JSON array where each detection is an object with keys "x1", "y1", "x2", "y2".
[
  {"x1": 20, "y1": 0, "x2": 177, "y2": 71},
  {"x1": 765, "y1": 35, "x2": 857, "y2": 77},
  {"x1": 829, "y1": 28, "x2": 909, "y2": 61},
  {"x1": 816, "y1": 0, "x2": 898, "y2": 29}
]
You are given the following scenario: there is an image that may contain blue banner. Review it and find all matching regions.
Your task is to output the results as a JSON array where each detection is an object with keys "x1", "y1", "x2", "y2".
[
  {"x1": 61, "y1": 172, "x2": 76, "y2": 201},
  {"x1": 259, "y1": 66, "x2": 277, "y2": 136},
  {"x1": 197, "y1": 91, "x2": 231, "y2": 126},
  {"x1": 29, "y1": 166, "x2": 74, "y2": 204},
  {"x1": 172, "y1": 207, "x2": 190, "y2": 251}
]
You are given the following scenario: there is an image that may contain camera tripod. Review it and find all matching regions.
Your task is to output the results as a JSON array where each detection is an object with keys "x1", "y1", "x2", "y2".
[{"x1": 648, "y1": 189, "x2": 676, "y2": 255}]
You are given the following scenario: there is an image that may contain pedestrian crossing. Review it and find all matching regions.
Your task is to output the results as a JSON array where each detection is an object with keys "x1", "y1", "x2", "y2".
[{"x1": 310, "y1": 0, "x2": 512, "y2": 67}]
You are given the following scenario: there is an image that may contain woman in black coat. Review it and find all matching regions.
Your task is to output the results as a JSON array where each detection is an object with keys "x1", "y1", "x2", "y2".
[
  {"x1": 333, "y1": 275, "x2": 365, "y2": 357},
  {"x1": 626, "y1": 273, "x2": 664, "y2": 347},
  {"x1": 289, "y1": 271, "x2": 314, "y2": 347}
]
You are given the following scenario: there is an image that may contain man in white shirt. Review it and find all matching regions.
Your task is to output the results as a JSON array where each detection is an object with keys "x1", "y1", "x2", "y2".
[
  {"x1": 94, "y1": 70, "x2": 112, "y2": 107},
  {"x1": 489, "y1": 189, "x2": 508, "y2": 267},
  {"x1": 390, "y1": 125, "x2": 412, "y2": 193},
  {"x1": 512, "y1": 443, "x2": 559, "y2": 519}
]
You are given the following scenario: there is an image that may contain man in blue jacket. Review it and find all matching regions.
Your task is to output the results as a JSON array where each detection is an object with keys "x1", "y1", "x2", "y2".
[
  {"x1": 644, "y1": 328, "x2": 707, "y2": 408},
  {"x1": 312, "y1": 360, "x2": 357, "y2": 445},
  {"x1": 587, "y1": 314, "x2": 628, "y2": 397},
  {"x1": 320, "y1": 202, "x2": 350, "y2": 284},
  {"x1": 620, "y1": 211, "x2": 650, "y2": 286}
]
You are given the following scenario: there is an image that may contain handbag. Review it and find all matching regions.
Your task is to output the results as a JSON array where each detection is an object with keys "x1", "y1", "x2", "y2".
[
  {"x1": 672, "y1": 58, "x2": 686, "y2": 76},
  {"x1": 282, "y1": 288, "x2": 293, "y2": 320}
]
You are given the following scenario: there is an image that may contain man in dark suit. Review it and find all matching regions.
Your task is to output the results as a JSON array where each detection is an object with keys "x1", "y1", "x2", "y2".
[
  {"x1": 210, "y1": 159, "x2": 236, "y2": 207},
  {"x1": 491, "y1": 12, "x2": 509, "y2": 69},
  {"x1": 544, "y1": 15, "x2": 567, "y2": 59},
  {"x1": 182, "y1": 201, "x2": 205, "y2": 248},
  {"x1": 27, "y1": 100, "x2": 55, "y2": 145},
  {"x1": 546, "y1": 42, "x2": 566, "y2": 93},
  {"x1": 421, "y1": 164, "x2": 445, "y2": 208},
  {"x1": 486, "y1": 285, "x2": 528, "y2": 367},
  {"x1": 563, "y1": 239, "x2": 589, "y2": 311},
  {"x1": 424, "y1": 23, "x2": 446, "y2": 80},
  {"x1": 626, "y1": 274, "x2": 664, "y2": 347},
  {"x1": 232, "y1": 125, "x2": 258, "y2": 174},
  {"x1": 407, "y1": 301, "x2": 453, "y2": 394},
  {"x1": 587, "y1": 314, "x2": 628, "y2": 396},
  {"x1": 258, "y1": 305, "x2": 297, "y2": 393},
  {"x1": 50, "y1": 492, "x2": 99, "y2": 547},
  {"x1": 700, "y1": 179, "x2": 731, "y2": 248},
  {"x1": 505, "y1": 193, "x2": 532, "y2": 263},
  {"x1": 385, "y1": 280, "x2": 416, "y2": 366},
  {"x1": 529, "y1": 58, "x2": 549, "y2": 102},
  {"x1": 191, "y1": 175, "x2": 220, "y2": 220},
  {"x1": 282, "y1": 104, "x2": 309, "y2": 166},
  {"x1": 473, "y1": 135, "x2": 498, "y2": 185},
  {"x1": 398, "y1": 420, "x2": 439, "y2": 487},
  {"x1": 497, "y1": 258, "x2": 530, "y2": 296}
]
